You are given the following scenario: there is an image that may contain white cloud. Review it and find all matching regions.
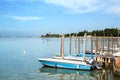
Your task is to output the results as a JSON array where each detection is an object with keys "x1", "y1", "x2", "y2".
[
  {"x1": 42, "y1": 0, "x2": 120, "y2": 16},
  {"x1": 104, "y1": 0, "x2": 120, "y2": 16},
  {"x1": 2, "y1": 0, "x2": 120, "y2": 16},
  {"x1": 8, "y1": 15, "x2": 43, "y2": 21},
  {"x1": 106, "y1": 5, "x2": 120, "y2": 16},
  {"x1": 43, "y1": 0, "x2": 104, "y2": 13}
]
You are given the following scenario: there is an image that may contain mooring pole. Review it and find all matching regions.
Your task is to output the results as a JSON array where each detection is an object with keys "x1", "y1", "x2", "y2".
[
  {"x1": 69, "y1": 34, "x2": 72, "y2": 55},
  {"x1": 78, "y1": 37, "x2": 80, "y2": 53},
  {"x1": 102, "y1": 36, "x2": 104, "y2": 53},
  {"x1": 91, "y1": 36, "x2": 93, "y2": 58},
  {"x1": 83, "y1": 33, "x2": 87, "y2": 61},
  {"x1": 108, "y1": 36, "x2": 110, "y2": 54},
  {"x1": 95, "y1": 35, "x2": 98, "y2": 58},
  {"x1": 111, "y1": 34, "x2": 113, "y2": 53},
  {"x1": 74, "y1": 33, "x2": 77, "y2": 57},
  {"x1": 60, "y1": 35, "x2": 64, "y2": 59},
  {"x1": 62, "y1": 35, "x2": 64, "y2": 59}
]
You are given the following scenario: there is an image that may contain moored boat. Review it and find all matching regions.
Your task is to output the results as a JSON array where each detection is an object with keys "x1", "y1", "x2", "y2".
[{"x1": 38, "y1": 58, "x2": 92, "y2": 70}]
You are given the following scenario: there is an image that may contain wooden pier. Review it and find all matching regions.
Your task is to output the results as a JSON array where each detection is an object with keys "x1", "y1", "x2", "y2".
[
  {"x1": 96, "y1": 54, "x2": 114, "y2": 68},
  {"x1": 68, "y1": 35, "x2": 120, "y2": 68}
]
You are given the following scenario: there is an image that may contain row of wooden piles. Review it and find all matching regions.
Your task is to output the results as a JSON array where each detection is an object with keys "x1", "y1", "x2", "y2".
[
  {"x1": 60, "y1": 34, "x2": 120, "y2": 68},
  {"x1": 94, "y1": 36, "x2": 119, "y2": 68}
]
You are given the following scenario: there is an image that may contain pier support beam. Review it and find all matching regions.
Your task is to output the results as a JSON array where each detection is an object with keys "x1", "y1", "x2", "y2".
[
  {"x1": 78, "y1": 37, "x2": 80, "y2": 53},
  {"x1": 60, "y1": 35, "x2": 64, "y2": 59}
]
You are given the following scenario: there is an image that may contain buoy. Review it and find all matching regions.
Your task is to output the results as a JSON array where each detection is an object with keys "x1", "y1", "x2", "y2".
[{"x1": 23, "y1": 51, "x2": 26, "y2": 54}]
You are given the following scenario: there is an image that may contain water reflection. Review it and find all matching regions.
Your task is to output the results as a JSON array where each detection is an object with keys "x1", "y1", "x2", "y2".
[
  {"x1": 39, "y1": 66, "x2": 91, "y2": 75},
  {"x1": 39, "y1": 66, "x2": 93, "y2": 80},
  {"x1": 39, "y1": 66, "x2": 115, "y2": 80}
]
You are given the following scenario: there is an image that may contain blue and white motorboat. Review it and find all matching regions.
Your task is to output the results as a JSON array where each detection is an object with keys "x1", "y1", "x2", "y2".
[{"x1": 38, "y1": 58, "x2": 92, "y2": 70}]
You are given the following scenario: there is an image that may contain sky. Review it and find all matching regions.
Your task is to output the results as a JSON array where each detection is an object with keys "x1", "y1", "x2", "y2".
[{"x1": 0, "y1": 0, "x2": 120, "y2": 36}]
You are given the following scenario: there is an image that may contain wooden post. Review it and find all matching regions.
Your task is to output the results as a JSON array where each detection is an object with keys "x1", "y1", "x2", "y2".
[
  {"x1": 74, "y1": 33, "x2": 77, "y2": 57},
  {"x1": 100, "y1": 37, "x2": 102, "y2": 53},
  {"x1": 111, "y1": 35, "x2": 113, "y2": 53},
  {"x1": 96, "y1": 37, "x2": 98, "y2": 53},
  {"x1": 95, "y1": 35, "x2": 98, "y2": 58},
  {"x1": 102, "y1": 36, "x2": 104, "y2": 53},
  {"x1": 117, "y1": 37, "x2": 119, "y2": 47},
  {"x1": 83, "y1": 33, "x2": 87, "y2": 61},
  {"x1": 60, "y1": 35, "x2": 62, "y2": 57},
  {"x1": 91, "y1": 36, "x2": 93, "y2": 58},
  {"x1": 78, "y1": 37, "x2": 80, "y2": 53},
  {"x1": 108, "y1": 37, "x2": 110, "y2": 54},
  {"x1": 113, "y1": 39, "x2": 115, "y2": 52},
  {"x1": 118, "y1": 29, "x2": 120, "y2": 48},
  {"x1": 60, "y1": 35, "x2": 64, "y2": 59},
  {"x1": 69, "y1": 34, "x2": 72, "y2": 55},
  {"x1": 117, "y1": 29, "x2": 119, "y2": 47}
]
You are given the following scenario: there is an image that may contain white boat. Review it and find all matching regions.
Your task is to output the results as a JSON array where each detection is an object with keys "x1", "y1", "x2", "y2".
[{"x1": 38, "y1": 58, "x2": 92, "y2": 70}]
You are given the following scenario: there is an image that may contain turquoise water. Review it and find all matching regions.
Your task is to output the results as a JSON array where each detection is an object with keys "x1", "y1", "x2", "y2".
[{"x1": 0, "y1": 37, "x2": 119, "y2": 80}]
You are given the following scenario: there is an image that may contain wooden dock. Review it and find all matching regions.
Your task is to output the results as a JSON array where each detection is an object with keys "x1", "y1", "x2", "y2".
[{"x1": 68, "y1": 34, "x2": 120, "y2": 68}]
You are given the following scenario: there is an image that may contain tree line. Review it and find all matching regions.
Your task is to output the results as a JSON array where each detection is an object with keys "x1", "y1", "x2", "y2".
[{"x1": 41, "y1": 28, "x2": 120, "y2": 37}]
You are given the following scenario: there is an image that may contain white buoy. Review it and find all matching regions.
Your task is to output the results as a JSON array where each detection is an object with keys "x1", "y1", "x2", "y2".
[{"x1": 23, "y1": 50, "x2": 26, "y2": 54}]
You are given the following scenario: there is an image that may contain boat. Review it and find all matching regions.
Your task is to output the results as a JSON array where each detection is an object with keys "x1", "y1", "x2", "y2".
[{"x1": 38, "y1": 58, "x2": 92, "y2": 70}]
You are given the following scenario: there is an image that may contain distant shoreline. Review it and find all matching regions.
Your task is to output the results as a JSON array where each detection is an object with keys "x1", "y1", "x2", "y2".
[{"x1": 40, "y1": 28, "x2": 120, "y2": 38}]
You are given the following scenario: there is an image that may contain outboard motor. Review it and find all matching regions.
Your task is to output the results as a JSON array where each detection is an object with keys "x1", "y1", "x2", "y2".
[
  {"x1": 89, "y1": 59, "x2": 94, "y2": 65},
  {"x1": 86, "y1": 58, "x2": 95, "y2": 65},
  {"x1": 86, "y1": 58, "x2": 102, "y2": 69}
]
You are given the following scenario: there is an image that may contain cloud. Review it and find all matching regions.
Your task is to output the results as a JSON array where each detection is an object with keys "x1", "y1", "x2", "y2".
[
  {"x1": 8, "y1": 15, "x2": 43, "y2": 21},
  {"x1": 105, "y1": 0, "x2": 120, "y2": 16},
  {"x1": 2, "y1": 0, "x2": 120, "y2": 16},
  {"x1": 42, "y1": 0, "x2": 120, "y2": 16},
  {"x1": 106, "y1": 5, "x2": 120, "y2": 16},
  {"x1": 43, "y1": 0, "x2": 104, "y2": 14}
]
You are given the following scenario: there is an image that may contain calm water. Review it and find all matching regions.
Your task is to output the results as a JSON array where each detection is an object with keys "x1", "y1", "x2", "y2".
[{"x1": 0, "y1": 37, "x2": 119, "y2": 80}]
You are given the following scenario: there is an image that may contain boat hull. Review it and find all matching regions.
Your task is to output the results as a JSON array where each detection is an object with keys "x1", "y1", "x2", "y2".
[{"x1": 38, "y1": 58, "x2": 91, "y2": 70}]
